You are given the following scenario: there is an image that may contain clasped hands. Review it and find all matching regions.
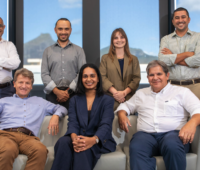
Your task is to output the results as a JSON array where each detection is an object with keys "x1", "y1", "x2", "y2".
[
  {"x1": 113, "y1": 91, "x2": 126, "y2": 103},
  {"x1": 72, "y1": 135, "x2": 96, "y2": 152},
  {"x1": 53, "y1": 88, "x2": 70, "y2": 103}
]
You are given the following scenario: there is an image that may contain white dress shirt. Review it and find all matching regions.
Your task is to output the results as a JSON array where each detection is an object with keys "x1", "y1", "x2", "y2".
[
  {"x1": 115, "y1": 83, "x2": 200, "y2": 133},
  {"x1": 0, "y1": 39, "x2": 21, "y2": 84}
]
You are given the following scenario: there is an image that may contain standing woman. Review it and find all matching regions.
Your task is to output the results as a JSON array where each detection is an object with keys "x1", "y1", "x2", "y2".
[
  {"x1": 99, "y1": 28, "x2": 141, "y2": 110},
  {"x1": 51, "y1": 63, "x2": 116, "y2": 170}
]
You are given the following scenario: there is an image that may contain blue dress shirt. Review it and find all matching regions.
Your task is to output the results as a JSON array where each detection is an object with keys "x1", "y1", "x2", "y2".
[{"x1": 0, "y1": 94, "x2": 67, "y2": 136}]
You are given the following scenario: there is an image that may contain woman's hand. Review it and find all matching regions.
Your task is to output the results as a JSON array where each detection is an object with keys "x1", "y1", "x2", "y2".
[
  {"x1": 113, "y1": 91, "x2": 126, "y2": 103},
  {"x1": 74, "y1": 136, "x2": 96, "y2": 152}
]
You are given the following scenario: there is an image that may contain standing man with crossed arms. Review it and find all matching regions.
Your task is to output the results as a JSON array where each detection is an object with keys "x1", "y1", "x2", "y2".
[
  {"x1": 0, "y1": 17, "x2": 20, "y2": 98},
  {"x1": 159, "y1": 7, "x2": 200, "y2": 98},
  {"x1": 41, "y1": 18, "x2": 86, "y2": 109}
]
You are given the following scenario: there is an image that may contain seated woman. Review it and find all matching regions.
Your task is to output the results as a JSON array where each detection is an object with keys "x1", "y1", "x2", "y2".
[
  {"x1": 51, "y1": 63, "x2": 116, "y2": 170},
  {"x1": 99, "y1": 28, "x2": 141, "y2": 110}
]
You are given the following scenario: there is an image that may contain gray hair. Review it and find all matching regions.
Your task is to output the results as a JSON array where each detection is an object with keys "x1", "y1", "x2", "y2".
[{"x1": 146, "y1": 60, "x2": 169, "y2": 76}]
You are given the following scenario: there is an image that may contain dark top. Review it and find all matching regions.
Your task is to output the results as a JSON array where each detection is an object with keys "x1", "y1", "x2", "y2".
[
  {"x1": 118, "y1": 59, "x2": 124, "y2": 79},
  {"x1": 88, "y1": 110, "x2": 91, "y2": 124}
]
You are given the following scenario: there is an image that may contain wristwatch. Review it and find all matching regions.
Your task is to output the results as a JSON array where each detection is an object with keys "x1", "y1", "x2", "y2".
[
  {"x1": 68, "y1": 88, "x2": 73, "y2": 95},
  {"x1": 94, "y1": 136, "x2": 99, "y2": 144}
]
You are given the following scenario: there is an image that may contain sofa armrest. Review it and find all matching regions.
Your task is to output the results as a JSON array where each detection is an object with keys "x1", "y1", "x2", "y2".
[
  {"x1": 39, "y1": 116, "x2": 68, "y2": 147},
  {"x1": 191, "y1": 125, "x2": 200, "y2": 170}
]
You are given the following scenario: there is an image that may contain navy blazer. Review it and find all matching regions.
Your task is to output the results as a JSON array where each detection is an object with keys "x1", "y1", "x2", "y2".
[{"x1": 65, "y1": 94, "x2": 116, "y2": 152}]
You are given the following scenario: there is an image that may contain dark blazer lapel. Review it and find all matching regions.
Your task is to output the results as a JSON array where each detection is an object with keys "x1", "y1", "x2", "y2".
[
  {"x1": 78, "y1": 95, "x2": 88, "y2": 127},
  {"x1": 123, "y1": 54, "x2": 129, "y2": 81},
  {"x1": 89, "y1": 95, "x2": 102, "y2": 122},
  {"x1": 113, "y1": 55, "x2": 122, "y2": 78}
]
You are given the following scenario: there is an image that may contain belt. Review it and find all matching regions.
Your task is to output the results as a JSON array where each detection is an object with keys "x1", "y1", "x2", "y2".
[
  {"x1": 3, "y1": 127, "x2": 34, "y2": 136},
  {"x1": 0, "y1": 82, "x2": 11, "y2": 89},
  {"x1": 169, "y1": 78, "x2": 200, "y2": 85}
]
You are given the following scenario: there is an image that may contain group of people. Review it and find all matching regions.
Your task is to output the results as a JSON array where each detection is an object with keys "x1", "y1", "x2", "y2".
[{"x1": 0, "y1": 6, "x2": 200, "y2": 170}]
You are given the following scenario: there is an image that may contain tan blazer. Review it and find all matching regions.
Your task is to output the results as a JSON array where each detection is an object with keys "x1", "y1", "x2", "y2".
[{"x1": 99, "y1": 54, "x2": 141, "y2": 110}]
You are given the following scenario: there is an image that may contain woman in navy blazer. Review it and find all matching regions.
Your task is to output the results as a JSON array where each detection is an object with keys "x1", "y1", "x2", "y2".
[{"x1": 51, "y1": 63, "x2": 116, "y2": 170}]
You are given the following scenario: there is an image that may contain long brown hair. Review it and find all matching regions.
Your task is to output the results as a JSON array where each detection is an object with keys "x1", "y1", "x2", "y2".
[{"x1": 108, "y1": 28, "x2": 133, "y2": 64}]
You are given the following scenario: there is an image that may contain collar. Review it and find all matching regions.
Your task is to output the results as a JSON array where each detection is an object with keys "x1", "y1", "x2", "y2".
[
  {"x1": 55, "y1": 40, "x2": 72, "y2": 48},
  {"x1": 171, "y1": 29, "x2": 193, "y2": 37},
  {"x1": 150, "y1": 82, "x2": 171, "y2": 95},
  {"x1": 13, "y1": 94, "x2": 31, "y2": 99},
  {"x1": 0, "y1": 38, "x2": 6, "y2": 43}
]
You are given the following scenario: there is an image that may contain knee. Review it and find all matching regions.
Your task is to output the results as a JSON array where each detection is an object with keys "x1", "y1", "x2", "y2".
[
  {"x1": 164, "y1": 142, "x2": 184, "y2": 155},
  {"x1": 0, "y1": 144, "x2": 18, "y2": 159},
  {"x1": 31, "y1": 144, "x2": 47, "y2": 159},
  {"x1": 129, "y1": 140, "x2": 141, "y2": 156},
  {"x1": 55, "y1": 136, "x2": 72, "y2": 149}
]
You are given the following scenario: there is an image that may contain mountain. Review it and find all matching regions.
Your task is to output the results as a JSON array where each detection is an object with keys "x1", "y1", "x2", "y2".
[
  {"x1": 24, "y1": 33, "x2": 55, "y2": 64},
  {"x1": 100, "y1": 46, "x2": 158, "y2": 64}
]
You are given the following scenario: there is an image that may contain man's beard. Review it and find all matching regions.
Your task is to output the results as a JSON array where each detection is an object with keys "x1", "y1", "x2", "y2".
[{"x1": 58, "y1": 35, "x2": 69, "y2": 42}]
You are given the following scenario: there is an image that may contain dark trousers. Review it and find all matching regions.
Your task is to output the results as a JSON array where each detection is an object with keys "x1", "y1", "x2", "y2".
[
  {"x1": 0, "y1": 84, "x2": 15, "y2": 99},
  {"x1": 129, "y1": 131, "x2": 190, "y2": 170},
  {"x1": 46, "y1": 91, "x2": 75, "y2": 110},
  {"x1": 51, "y1": 136, "x2": 101, "y2": 170}
]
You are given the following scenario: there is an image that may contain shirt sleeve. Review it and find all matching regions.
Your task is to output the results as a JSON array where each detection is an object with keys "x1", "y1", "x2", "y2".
[
  {"x1": 99, "y1": 55, "x2": 114, "y2": 91},
  {"x1": 158, "y1": 36, "x2": 177, "y2": 66},
  {"x1": 41, "y1": 48, "x2": 57, "y2": 94},
  {"x1": 182, "y1": 88, "x2": 200, "y2": 117},
  {"x1": 114, "y1": 92, "x2": 137, "y2": 116},
  {"x1": 185, "y1": 34, "x2": 200, "y2": 67},
  {"x1": 69, "y1": 48, "x2": 86, "y2": 91},
  {"x1": 0, "y1": 42, "x2": 21, "y2": 70},
  {"x1": 44, "y1": 100, "x2": 68, "y2": 117}
]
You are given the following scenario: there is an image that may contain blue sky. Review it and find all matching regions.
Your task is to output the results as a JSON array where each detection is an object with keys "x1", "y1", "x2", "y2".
[
  {"x1": 176, "y1": 0, "x2": 200, "y2": 32},
  {"x1": 0, "y1": 0, "x2": 8, "y2": 40},
  {"x1": 1, "y1": 0, "x2": 200, "y2": 56},
  {"x1": 100, "y1": 0, "x2": 159, "y2": 56},
  {"x1": 24, "y1": 0, "x2": 82, "y2": 46}
]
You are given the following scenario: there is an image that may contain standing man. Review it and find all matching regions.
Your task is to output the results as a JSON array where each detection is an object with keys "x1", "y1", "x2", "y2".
[
  {"x1": 41, "y1": 18, "x2": 86, "y2": 109},
  {"x1": 0, "y1": 17, "x2": 21, "y2": 98},
  {"x1": 116, "y1": 60, "x2": 200, "y2": 170},
  {"x1": 0, "y1": 68, "x2": 67, "y2": 170},
  {"x1": 158, "y1": 7, "x2": 200, "y2": 98}
]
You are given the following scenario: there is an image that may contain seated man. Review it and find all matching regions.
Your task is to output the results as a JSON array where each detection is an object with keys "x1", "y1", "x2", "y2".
[
  {"x1": 115, "y1": 60, "x2": 200, "y2": 170},
  {"x1": 0, "y1": 68, "x2": 67, "y2": 170}
]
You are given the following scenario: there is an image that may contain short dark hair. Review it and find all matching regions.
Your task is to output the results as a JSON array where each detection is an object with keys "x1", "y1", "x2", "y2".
[
  {"x1": 55, "y1": 18, "x2": 71, "y2": 28},
  {"x1": 146, "y1": 60, "x2": 169, "y2": 76},
  {"x1": 76, "y1": 63, "x2": 104, "y2": 96},
  {"x1": 172, "y1": 7, "x2": 190, "y2": 19}
]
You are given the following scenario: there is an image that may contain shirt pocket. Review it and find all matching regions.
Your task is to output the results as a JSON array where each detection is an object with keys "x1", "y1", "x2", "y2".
[{"x1": 164, "y1": 100, "x2": 178, "y2": 116}]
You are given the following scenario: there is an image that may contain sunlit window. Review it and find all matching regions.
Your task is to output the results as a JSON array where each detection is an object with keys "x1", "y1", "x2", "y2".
[
  {"x1": 100, "y1": 0, "x2": 159, "y2": 83},
  {"x1": 24, "y1": 0, "x2": 82, "y2": 84}
]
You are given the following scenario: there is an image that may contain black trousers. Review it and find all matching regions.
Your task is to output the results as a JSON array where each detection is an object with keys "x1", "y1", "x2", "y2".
[{"x1": 46, "y1": 91, "x2": 75, "y2": 110}]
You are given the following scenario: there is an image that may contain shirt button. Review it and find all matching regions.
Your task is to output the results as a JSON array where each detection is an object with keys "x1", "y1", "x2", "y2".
[
  {"x1": 62, "y1": 54, "x2": 64, "y2": 56},
  {"x1": 24, "y1": 104, "x2": 25, "y2": 105},
  {"x1": 24, "y1": 121, "x2": 25, "y2": 123},
  {"x1": 62, "y1": 61, "x2": 64, "y2": 63},
  {"x1": 63, "y1": 77, "x2": 64, "y2": 79},
  {"x1": 63, "y1": 69, "x2": 64, "y2": 71},
  {"x1": 24, "y1": 110, "x2": 26, "y2": 111}
]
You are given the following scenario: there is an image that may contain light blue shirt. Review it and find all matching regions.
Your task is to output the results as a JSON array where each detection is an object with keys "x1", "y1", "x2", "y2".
[{"x1": 0, "y1": 94, "x2": 67, "y2": 136}]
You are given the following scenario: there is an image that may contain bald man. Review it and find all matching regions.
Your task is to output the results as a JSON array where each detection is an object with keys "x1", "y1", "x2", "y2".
[{"x1": 0, "y1": 17, "x2": 21, "y2": 98}]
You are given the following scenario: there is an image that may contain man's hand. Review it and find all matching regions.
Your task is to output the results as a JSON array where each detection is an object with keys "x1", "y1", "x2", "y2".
[
  {"x1": 48, "y1": 115, "x2": 59, "y2": 135},
  {"x1": 177, "y1": 60, "x2": 188, "y2": 66},
  {"x1": 161, "y1": 48, "x2": 173, "y2": 55},
  {"x1": 113, "y1": 91, "x2": 126, "y2": 103},
  {"x1": 118, "y1": 111, "x2": 131, "y2": 133},
  {"x1": 53, "y1": 88, "x2": 69, "y2": 103}
]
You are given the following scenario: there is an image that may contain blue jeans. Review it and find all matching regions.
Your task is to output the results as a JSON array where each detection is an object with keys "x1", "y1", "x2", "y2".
[{"x1": 129, "y1": 131, "x2": 190, "y2": 170}]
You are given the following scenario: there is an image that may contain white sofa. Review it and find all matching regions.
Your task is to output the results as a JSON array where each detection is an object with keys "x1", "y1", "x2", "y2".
[{"x1": 12, "y1": 115, "x2": 200, "y2": 170}]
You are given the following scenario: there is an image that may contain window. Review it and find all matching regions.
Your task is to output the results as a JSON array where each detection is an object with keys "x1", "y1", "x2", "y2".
[
  {"x1": 0, "y1": 0, "x2": 8, "y2": 40},
  {"x1": 100, "y1": 0, "x2": 159, "y2": 83},
  {"x1": 24, "y1": 0, "x2": 82, "y2": 84},
  {"x1": 175, "y1": 0, "x2": 200, "y2": 33}
]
